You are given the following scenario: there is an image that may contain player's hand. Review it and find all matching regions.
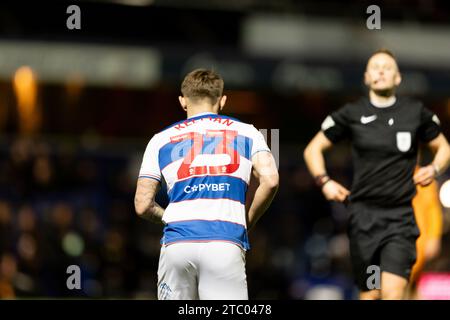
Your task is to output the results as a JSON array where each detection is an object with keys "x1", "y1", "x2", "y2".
[
  {"x1": 321, "y1": 180, "x2": 350, "y2": 202},
  {"x1": 413, "y1": 165, "x2": 435, "y2": 186}
]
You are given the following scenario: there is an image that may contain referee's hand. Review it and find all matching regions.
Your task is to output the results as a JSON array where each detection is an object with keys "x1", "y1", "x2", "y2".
[
  {"x1": 322, "y1": 180, "x2": 350, "y2": 202},
  {"x1": 413, "y1": 165, "x2": 435, "y2": 187}
]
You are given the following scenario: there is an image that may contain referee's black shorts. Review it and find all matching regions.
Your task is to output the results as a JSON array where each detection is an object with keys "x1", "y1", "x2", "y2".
[{"x1": 346, "y1": 201, "x2": 420, "y2": 292}]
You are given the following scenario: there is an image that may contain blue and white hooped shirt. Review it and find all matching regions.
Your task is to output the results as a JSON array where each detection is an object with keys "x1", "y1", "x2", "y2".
[{"x1": 138, "y1": 112, "x2": 271, "y2": 250}]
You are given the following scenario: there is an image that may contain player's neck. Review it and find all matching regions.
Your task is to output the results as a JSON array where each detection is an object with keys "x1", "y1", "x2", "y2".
[
  {"x1": 187, "y1": 106, "x2": 219, "y2": 118},
  {"x1": 369, "y1": 90, "x2": 397, "y2": 108}
]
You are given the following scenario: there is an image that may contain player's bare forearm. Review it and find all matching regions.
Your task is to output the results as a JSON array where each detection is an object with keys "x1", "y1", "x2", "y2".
[
  {"x1": 139, "y1": 201, "x2": 165, "y2": 224},
  {"x1": 248, "y1": 151, "x2": 279, "y2": 231},
  {"x1": 247, "y1": 176, "x2": 279, "y2": 231},
  {"x1": 303, "y1": 131, "x2": 333, "y2": 177},
  {"x1": 134, "y1": 178, "x2": 165, "y2": 225}
]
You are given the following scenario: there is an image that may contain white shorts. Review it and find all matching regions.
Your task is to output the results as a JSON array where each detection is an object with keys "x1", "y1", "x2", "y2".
[{"x1": 157, "y1": 241, "x2": 248, "y2": 300}]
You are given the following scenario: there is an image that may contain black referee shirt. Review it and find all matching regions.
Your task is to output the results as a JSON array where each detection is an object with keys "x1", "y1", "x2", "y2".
[{"x1": 322, "y1": 96, "x2": 441, "y2": 207}]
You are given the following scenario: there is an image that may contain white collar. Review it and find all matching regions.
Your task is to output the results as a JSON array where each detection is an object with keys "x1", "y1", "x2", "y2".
[
  {"x1": 371, "y1": 96, "x2": 397, "y2": 108},
  {"x1": 188, "y1": 112, "x2": 217, "y2": 119}
]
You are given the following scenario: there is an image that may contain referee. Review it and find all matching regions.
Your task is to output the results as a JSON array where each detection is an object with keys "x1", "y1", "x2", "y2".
[{"x1": 303, "y1": 49, "x2": 450, "y2": 300}]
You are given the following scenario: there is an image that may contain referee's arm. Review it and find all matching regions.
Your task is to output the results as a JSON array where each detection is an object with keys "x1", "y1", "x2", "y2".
[
  {"x1": 304, "y1": 131, "x2": 350, "y2": 202},
  {"x1": 414, "y1": 133, "x2": 450, "y2": 186},
  {"x1": 134, "y1": 178, "x2": 165, "y2": 224}
]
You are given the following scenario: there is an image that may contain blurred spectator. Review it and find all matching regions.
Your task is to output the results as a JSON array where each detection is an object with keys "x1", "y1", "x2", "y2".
[{"x1": 0, "y1": 253, "x2": 17, "y2": 299}]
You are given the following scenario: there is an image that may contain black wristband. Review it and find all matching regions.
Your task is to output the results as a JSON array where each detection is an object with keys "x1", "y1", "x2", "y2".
[{"x1": 315, "y1": 174, "x2": 331, "y2": 187}]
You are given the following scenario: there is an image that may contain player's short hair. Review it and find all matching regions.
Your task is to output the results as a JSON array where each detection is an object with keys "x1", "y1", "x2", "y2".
[{"x1": 181, "y1": 69, "x2": 224, "y2": 104}]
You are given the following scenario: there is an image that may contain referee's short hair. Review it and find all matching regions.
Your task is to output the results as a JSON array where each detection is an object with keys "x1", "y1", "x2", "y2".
[
  {"x1": 367, "y1": 48, "x2": 400, "y2": 71},
  {"x1": 181, "y1": 69, "x2": 224, "y2": 105},
  {"x1": 370, "y1": 48, "x2": 396, "y2": 60}
]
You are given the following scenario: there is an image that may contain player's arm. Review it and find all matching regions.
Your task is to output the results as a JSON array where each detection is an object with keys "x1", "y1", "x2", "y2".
[
  {"x1": 414, "y1": 133, "x2": 450, "y2": 186},
  {"x1": 246, "y1": 151, "x2": 279, "y2": 232},
  {"x1": 303, "y1": 131, "x2": 350, "y2": 202},
  {"x1": 424, "y1": 182, "x2": 443, "y2": 260},
  {"x1": 134, "y1": 178, "x2": 165, "y2": 224}
]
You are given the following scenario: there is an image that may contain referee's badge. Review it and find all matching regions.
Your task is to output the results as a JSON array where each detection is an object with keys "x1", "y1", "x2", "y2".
[{"x1": 396, "y1": 132, "x2": 411, "y2": 152}]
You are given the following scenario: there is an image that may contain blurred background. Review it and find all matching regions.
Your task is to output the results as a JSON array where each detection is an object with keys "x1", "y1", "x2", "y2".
[{"x1": 0, "y1": 0, "x2": 450, "y2": 299}]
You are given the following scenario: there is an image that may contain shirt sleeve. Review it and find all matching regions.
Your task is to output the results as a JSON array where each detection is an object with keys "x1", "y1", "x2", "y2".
[
  {"x1": 250, "y1": 126, "x2": 271, "y2": 157},
  {"x1": 138, "y1": 134, "x2": 162, "y2": 182},
  {"x1": 418, "y1": 104, "x2": 441, "y2": 143},
  {"x1": 321, "y1": 104, "x2": 351, "y2": 143}
]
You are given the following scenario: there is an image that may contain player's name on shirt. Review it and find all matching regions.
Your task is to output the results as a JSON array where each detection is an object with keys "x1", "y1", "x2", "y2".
[{"x1": 174, "y1": 116, "x2": 234, "y2": 130}]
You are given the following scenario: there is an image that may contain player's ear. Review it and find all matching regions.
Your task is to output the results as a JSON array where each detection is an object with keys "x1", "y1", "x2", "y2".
[
  {"x1": 395, "y1": 72, "x2": 402, "y2": 86},
  {"x1": 219, "y1": 95, "x2": 227, "y2": 111},
  {"x1": 364, "y1": 71, "x2": 370, "y2": 86},
  {"x1": 179, "y1": 96, "x2": 188, "y2": 112}
]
